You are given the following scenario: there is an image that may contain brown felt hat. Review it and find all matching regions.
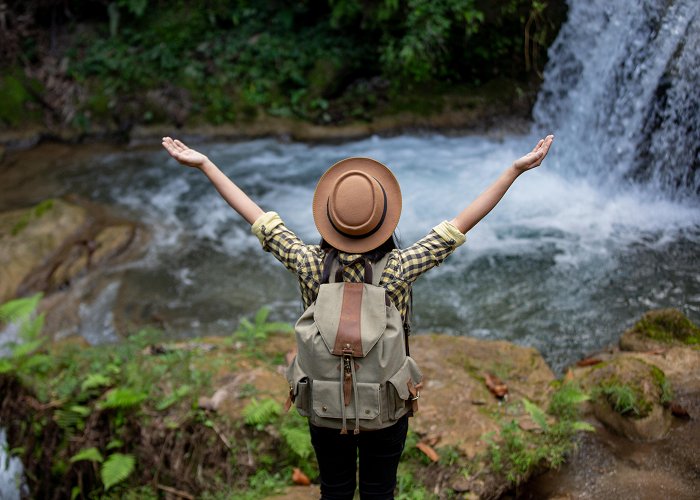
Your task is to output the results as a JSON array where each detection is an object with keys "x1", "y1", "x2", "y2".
[{"x1": 313, "y1": 157, "x2": 402, "y2": 253}]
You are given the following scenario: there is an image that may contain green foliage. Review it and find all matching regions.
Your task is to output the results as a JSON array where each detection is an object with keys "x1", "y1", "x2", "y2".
[
  {"x1": 395, "y1": 461, "x2": 434, "y2": 499},
  {"x1": 593, "y1": 381, "x2": 650, "y2": 418},
  {"x1": 100, "y1": 453, "x2": 135, "y2": 491},
  {"x1": 522, "y1": 398, "x2": 548, "y2": 430},
  {"x1": 243, "y1": 398, "x2": 282, "y2": 430},
  {"x1": 486, "y1": 382, "x2": 593, "y2": 485},
  {"x1": 70, "y1": 447, "x2": 104, "y2": 463},
  {"x1": 234, "y1": 307, "x2": 293, "y2": 345},
  {"x1": 98, "y1": 388, "x2": 148, "y2": 410}
]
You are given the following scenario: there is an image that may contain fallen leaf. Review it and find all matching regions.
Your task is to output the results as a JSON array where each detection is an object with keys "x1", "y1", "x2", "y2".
[
  {"x1": 484, "y1": 373, "x2": 508, "y2": 398},
  {"x1": 670, "y1": 402, "x2": 690, "y2": 419},
  {"x1": 564, "y1": 369, "x2": 574, "y2": 382},
  {"x1": 292, "y1": 467, "x2": 310, "y2": 486},
  {"x1": 416, "y1": 442, "x2": 439, "y2": 462},
  {"x1": 285, "y1": 346, "x2": 298, "y2": 365},
  {"x1": 576, "y1": 357, "x2": 602, "y2": 367}
]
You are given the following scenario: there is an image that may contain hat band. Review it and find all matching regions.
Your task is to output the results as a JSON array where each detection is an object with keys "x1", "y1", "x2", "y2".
[{"x1": 326, "y1": 181, "x2": 388, "y2": 240}]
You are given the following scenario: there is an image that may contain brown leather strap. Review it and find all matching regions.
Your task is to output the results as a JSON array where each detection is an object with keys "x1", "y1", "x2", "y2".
[{"x1": 332, "y1": 282, "x2": 364, "y2": 356}]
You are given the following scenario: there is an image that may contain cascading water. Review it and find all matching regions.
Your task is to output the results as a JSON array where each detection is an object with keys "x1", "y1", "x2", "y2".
[{"x1": 533, "y1": 0, "x2": 700, "y2": 197}]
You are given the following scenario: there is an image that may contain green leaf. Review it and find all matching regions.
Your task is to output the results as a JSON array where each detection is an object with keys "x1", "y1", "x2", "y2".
[
  {"x1": 0, "y1": 293, "x2": 43, "y2": 323},
  {"x1": 70, "y1": 447, "x2": 104, "y2": 463},
  {"x1": 0, "y1": 359, "x2": 14, "y2": 374},
  {"x1": 254, "y1": 306, "x2": 270, "y2": 326},
  {"x1": 522, "y1": 398, "x2": 548, "y2": 430},
  {"x1": 243, "y1": 398, "x2": 281, "y2": 429},
  {"x1": 81, "y1": 373, "x2": 112, "y2": 391},
  {"x1": 100, "y1": 453, "x2": 135, "y2": 491},
  {"x1": 280, "y1": 426, "x2": 313, "y2": 459},
  {"x1": 571, "y1": 421, "x2": 596, "y2": 432},
  {"x1": 106, "y1": 439, "x2": 124, "y2": 450},
  {"x1": 98, "y1": 388, "x2": 147, "y2": 410},
  {"x1": 12, "y1": 338, "x2": 44, "y2": 358},
  {"x1": 156, "y1": 385, "x2": 191, "y2": 411},
  {"x1": 19, "y1": 313, "x2": 45, "y2": 341}
]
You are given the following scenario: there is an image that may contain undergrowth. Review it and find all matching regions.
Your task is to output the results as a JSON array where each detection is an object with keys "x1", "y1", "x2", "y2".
[{"x1": 0, "y1": 294, "x2": 299, "y2": 498}]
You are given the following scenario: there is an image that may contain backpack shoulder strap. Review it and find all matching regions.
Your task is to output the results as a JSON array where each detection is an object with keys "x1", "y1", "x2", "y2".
[{"x1": 370, "y1": 253, "x2": 392, "y2": 286}]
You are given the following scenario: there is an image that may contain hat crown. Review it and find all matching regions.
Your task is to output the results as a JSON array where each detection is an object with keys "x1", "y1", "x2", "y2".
[
  {"x1": 328, "y1": 171, "x2": 385, "y2": 237},
  {"x1": 313, "y1": 157, "x2": 401, "y2": 253}
]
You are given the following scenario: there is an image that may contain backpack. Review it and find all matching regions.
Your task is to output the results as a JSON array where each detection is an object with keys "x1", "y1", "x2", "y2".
[{"x1": 285, "y1": 250, "x2": 423, "y2": 434}]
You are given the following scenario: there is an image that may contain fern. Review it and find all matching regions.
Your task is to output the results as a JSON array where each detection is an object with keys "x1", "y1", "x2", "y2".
[
  {"x1": 522, "y1": 398, "x2": 548, "y2": 431},
  {"x1": 81, "y1": 373, "x2": 112, "y2": 391},
  {"x1": 70, "y1": 447, "x2": 104, "y2": 463},
  {"x1": 243, "y1": 398, "x2": 281, "y2": 429},
  {"x1": 234, "y1": 307, "x2": 293, "y2": 345},
  {"x1": 0, "y1": 293, "x2": 43, "y2": 325},
  {"x1": 156, "y1": 385, "x2": 191, "y2": 411},
  {"x1": 280, "y1": 425, "x2": 313, "y2": 459},
  {"x1": 100, "y1": 453, "x2": 135, "y2": 491},
  {"x1": 98, "y1": 388, "x2": 148, "y2": 410}
]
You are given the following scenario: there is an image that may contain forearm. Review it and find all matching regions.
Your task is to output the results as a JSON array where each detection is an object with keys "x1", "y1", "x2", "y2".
[
  {"x1": 450, "y1": 166, "x2": 521, "y2": 233},
  {"x1": 200, "y1": 159, "x2": 265, "y2": 224}
]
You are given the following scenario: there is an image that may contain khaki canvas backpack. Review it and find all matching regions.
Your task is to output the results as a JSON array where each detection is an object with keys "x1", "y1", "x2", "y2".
[{"x1": 285, "y1": 250, "x2": 423, "y2": 434}]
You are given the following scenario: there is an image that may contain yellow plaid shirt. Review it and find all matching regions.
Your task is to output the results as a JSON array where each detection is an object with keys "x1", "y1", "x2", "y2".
[{"x1": 251, "y1": 212, "x2": 466, "y2": 323}]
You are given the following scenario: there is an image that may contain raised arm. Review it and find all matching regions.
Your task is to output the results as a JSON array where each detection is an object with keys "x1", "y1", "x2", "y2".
[
  {"x1": 162, "y1": 137, "x2": 265, "y2": 224},
  {"x1": 450, "y1": 135, "x2": 554, "y2": 234}
]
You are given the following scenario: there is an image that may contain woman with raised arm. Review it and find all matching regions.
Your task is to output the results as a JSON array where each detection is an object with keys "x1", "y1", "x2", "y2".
[{"x1": 162, "y1": 134, "x2": 553, "y2": 500}]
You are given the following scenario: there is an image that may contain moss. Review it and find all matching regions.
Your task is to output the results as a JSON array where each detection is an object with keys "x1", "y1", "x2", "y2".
[
  {"x1": 0, "y1": 70, "x2": 43, "y2": 127},
  {"x1": 11, "y1": 199, "x2": 55, "y2": 236},
  {"x1": 630, "y1": 309, "x2": 700, "y2": 345},
  {"x1": 650, "y1": 365, "x2": 674, "y2": 405}
]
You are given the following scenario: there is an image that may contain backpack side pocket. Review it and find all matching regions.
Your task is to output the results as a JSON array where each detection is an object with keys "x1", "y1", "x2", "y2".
[
  {"x1": 286, "y1": 357, "x2": 311, "y2": 417},
  {"x1": 387, "y1": 356, "x2": 423, "y2": 419}
]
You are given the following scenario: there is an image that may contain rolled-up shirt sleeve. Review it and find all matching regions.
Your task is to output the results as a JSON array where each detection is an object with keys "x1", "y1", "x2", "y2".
[
  {"x1": 251, "y1": 211, "x2": 307, "y2": 273},
  {"x1": 397, "y1": 220, "x2": 465, "y2": 283}
]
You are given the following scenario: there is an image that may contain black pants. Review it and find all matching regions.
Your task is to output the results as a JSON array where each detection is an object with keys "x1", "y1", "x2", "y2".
[{"x1": 309, "y1": 415, "x2": 409, "y2": 500}]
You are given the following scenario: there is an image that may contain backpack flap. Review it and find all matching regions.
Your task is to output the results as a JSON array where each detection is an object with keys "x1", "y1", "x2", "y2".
[{"x1": 314, "y1": 282, "x2": 387, "y2": 358}]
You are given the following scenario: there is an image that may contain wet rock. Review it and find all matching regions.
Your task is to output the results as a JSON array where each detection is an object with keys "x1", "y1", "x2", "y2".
[
  {"x1": 582, "y1": 357, "x2": 672, "y2": 441},
  {"x1": 0, "y1": 197, "x2": 148, "y2": 339},
  {"x1": 0, "y1": 198, "x2": 86, "y2": 303}
]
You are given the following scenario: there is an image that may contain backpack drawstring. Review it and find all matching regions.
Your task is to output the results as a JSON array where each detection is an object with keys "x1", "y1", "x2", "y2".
[
  {"x1": 350, "y1": 356, "x2": 360, "y2": 434},
  {"x1": 340, "y1": 356, "x2": 348, "y2": 434}
]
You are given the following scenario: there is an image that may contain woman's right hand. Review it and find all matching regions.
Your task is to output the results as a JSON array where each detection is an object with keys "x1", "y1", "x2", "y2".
[{"x1": 162, "y1": 137, "x2": 208, "y2": 169}]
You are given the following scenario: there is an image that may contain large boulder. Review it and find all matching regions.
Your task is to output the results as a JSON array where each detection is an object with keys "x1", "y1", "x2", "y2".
[
  {"x1": 0, "y1": 197, "x2": 148, "y2": 337},
  {"x1": 581, "y1": 357, "x2": 673, "y2": 441}
]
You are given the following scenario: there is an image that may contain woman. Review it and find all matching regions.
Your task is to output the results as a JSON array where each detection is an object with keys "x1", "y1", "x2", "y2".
[{"x1": 162, "y1": 134, "x2": 554, "y2": 499}]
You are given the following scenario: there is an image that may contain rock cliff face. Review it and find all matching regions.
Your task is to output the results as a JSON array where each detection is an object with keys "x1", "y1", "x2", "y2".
[{"x1": 0, "y1": 197, "x2": 148, "y2": 338}]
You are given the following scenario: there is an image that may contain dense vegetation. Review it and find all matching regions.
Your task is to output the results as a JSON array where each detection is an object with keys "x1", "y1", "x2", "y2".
[{"x1": 0, "y1": 0, "x2": 565, "y2": 132}]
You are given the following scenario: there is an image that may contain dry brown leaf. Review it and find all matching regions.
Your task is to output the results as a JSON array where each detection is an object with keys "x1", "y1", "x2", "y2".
[
  {"x1": 484, "y1": 372, "x2": 508, "y2": 398},
  {"x1": 416, "y1": 442, "x2": 439, "y2": 462},
  {"x1": 285, "y1": 346, "x2": 298, "y2": 366},
  {"x1": 671, "y1": 402, "x2": 690, "y2": 419},
  {"x1": 292, "y1": 467, "x2": 311, "y2": 486},
  {"x1": 576, "y1": 357, "x2": 602, "y2": 367}
]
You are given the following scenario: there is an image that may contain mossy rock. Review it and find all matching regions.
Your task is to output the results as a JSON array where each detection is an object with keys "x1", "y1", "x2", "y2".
[
  {"x1": 0, "y1": 70, "x2": 43, "y2": 127},
  {"x1": 620, "y1": 309, "x2": 700, "y2": 351},
  {"x1": 584, "y1": 357, "x2": 672, "y2": 441}
]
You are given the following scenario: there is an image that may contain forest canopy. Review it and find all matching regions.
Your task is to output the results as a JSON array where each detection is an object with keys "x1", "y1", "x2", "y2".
[{"x1": 1, "y1": 0, "x2": 565, "y2": 127}]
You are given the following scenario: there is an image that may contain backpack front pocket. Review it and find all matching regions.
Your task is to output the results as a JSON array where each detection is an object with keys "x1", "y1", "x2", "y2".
[{"x1": 311, "y1": 380, "x2": 381, "y2": 420}]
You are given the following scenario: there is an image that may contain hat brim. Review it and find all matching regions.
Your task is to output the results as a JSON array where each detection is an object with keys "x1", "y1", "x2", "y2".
[{"x1": 313, "y1": 157, "x2": 402, "y2": 254}]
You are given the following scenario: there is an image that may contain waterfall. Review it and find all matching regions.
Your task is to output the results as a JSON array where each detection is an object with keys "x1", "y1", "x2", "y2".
[{"x1": 533, "y1": 0, "x2": 700, "y2": 198}]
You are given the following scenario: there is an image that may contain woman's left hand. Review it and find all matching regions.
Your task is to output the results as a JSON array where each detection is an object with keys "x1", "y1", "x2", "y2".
[{"x1": 512, "y1": 134, "x2": 554, "y2": 173}]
